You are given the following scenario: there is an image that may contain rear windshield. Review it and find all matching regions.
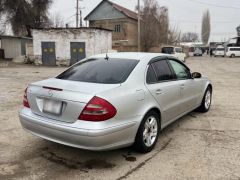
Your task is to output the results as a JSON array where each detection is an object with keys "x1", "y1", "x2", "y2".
[
  {"x1": 216, "y1": 48, "x2": 224, "y2": 51},
  {"x1": 175, "y1": 48, "x2": 183, "y2": 53},
  {"x1": 56, "y1": 58, "x2": 139, "y2": 84},
  {"x1": 162, "y1": 47, "x2": 174, "y2": 54}
]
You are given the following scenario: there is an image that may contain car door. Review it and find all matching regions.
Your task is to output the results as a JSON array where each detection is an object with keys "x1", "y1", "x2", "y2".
[
  {"x1": 145, "y1": 58, "x2": 182, "y2": 125},
  {"x1": 168, "y1": 59, "x2": 201, "y2": 114}
]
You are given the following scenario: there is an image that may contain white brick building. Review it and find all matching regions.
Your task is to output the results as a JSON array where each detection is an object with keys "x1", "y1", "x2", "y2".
[{"x1": 32, "y1": 28, "x2": 113, "y2": 66}]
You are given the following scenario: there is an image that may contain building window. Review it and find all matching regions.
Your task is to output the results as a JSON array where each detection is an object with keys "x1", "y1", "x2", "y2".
[{"x1": 114, "y1": 25, "x2": 121, "y2": 33}]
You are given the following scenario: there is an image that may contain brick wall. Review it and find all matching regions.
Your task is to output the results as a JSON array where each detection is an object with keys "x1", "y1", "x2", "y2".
[{"x1": 90, "y1": 18, "x2": 138, "y2": 48}]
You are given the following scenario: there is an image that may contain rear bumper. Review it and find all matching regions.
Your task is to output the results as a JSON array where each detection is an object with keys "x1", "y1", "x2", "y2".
[{"x1": 19, "y1": 108, "x2": 140, "y2": 151}]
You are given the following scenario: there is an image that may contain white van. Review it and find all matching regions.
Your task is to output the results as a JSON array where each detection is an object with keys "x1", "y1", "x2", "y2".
[
  {"x1": 161, "y1": 46, "x2": 187, "y2": 62},
  {"x1": 226, "y1": 47, "x2": 240, "y2": 58},
  {"x1": 214, "y1": 46, "x2": 225, "y2": 57}
]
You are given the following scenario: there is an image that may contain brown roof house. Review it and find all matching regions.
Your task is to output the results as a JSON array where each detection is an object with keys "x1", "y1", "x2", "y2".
[{"x1": 85, "y1": 0, "x2": 138, "y2": 52}]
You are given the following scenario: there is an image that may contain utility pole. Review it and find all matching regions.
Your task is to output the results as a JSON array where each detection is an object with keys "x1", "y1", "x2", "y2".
[
  {"x1": 138, "y1": 0, "x2": 141, "y2": 52},
  {"x1": 80, "y1": 10, "x2": 83, "y2": 27},
  {"x1": 79, "y1": 6, "x2": 86, "y2": 27},
  {"x1": 76, "y1": 0, "x2": 79, "y2": 28}
]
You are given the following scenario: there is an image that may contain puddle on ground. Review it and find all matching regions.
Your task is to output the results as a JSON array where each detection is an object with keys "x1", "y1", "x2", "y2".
[
  {"x1": 41, "y1": 148, "x2": 115, "y2": 171},
  {"x1": 122, "y1": 152, "x2": 137, "y2": 162}
]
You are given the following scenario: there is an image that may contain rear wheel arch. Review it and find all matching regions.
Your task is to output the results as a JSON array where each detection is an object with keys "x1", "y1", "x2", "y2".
[
  {"x1": 143, "y1": 107, "x2": 162, "y2": 129},
  {"x1": 134, "y1": 107, "x2": 161, "y2": 153}
]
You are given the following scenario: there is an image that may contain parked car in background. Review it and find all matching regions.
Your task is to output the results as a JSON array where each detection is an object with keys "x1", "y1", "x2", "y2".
[
  {"x1": 193, "y1": 48, "x2": 203, "y2": 56},
  {"x1": 19, "y1": 53, "x2": 212, "y2": 153},
  {"x1": 214, "y1": 46, "x2": 225, "y2": 57},
  {"x1": 226, "y1": 47, "x2": 240, "y2": 58},
  {"x1": 162, "y1": 46, "x2": 187, "y2": 62}
]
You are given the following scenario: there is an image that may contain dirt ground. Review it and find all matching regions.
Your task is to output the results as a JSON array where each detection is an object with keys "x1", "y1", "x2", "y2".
[{"x1": 0, "y1": 56, "x2": 240, "y2": 180}]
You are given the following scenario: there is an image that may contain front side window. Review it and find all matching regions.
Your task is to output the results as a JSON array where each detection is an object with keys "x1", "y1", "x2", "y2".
[
  {"x1": 168, "y1": 60, "x2": 191, "y2": 80},
  {"x1": 57, "y1": 58, "x2": 139, "y2": 84},
  {"x1": 152, "y1": 60, "x2": 173, "y2": 81}
]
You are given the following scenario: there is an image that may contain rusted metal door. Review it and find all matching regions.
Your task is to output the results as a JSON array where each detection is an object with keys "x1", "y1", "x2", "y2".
[
  {"x1": 41, "y1": 42, "x2": 56, "y2": 66},
  {"x1": 70, "y1": 42, "x2": 86, "y2": 65}
]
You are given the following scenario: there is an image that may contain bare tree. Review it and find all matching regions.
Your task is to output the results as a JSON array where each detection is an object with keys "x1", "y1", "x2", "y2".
[
  {"x1": 201, "y1": 9, "x2": 211, "y2": 45},
  {"x1": 237, "y1": 25, "x2": 240, "y2": 37},
  {"x1": 140, "y1": 0, "x2": 170, "y2": 51},
  {"x1": 0, "y1": 19, "x2": 6, "y2": 35},
  {"x1": 168, "y1": 26, "x2": 181, "y2": 45},
  {"x1": 0, "y1": 0, "x2": 53, "y2": 37},
  {"x1": 181, "y1": 32, "x2": 199, "y2": 42},
  {"x1": 157, "y1": 6, "x2": 169, "y2": 45},
  {"x1": 50, "y1": 12, "x2": 65, "y2": 28}
]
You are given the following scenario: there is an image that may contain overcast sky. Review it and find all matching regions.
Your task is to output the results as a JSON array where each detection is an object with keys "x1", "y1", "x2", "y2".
[{"x1": 50, "y1": 0, "x2": 240, "y2": 42}]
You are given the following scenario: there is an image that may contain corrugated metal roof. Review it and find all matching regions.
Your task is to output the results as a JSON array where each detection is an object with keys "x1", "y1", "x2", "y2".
[
  {"x1": 108, "y1": 0, "x2": 138, "y2": 20},
  {"x1": 85, "y1": 0, "x2": 138, "y2": 21},
  {"x1": 0, "y1": 35, "x2": 32, "y2": 40}
]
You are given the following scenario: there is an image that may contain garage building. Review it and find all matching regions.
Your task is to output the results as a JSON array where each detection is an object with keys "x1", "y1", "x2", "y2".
[
  {"x1": 0, "y1": 35, "x2": 33, "y2": 60},
  {"x1": 32, "y1": 27, "x2": 113, "y2": 66}
]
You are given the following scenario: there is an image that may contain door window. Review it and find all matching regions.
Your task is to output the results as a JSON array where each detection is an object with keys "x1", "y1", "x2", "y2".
[
  {"x1": 168, "y1": 60, "x2": 191, "y2": 80},
  {"x1": 146, "y1": 65, "x2": 158, "y2": 83},
  {"x1": 152, "y1": 60, "x2": 173, "y2": 81}
]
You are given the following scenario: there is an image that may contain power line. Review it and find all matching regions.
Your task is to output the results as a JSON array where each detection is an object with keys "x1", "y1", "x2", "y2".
[
  {"x1": 170, "y1": 19, "x2": 239, "y2": 24},
  {"x1": 186, "y1": 0, "x2": 240, "y2": 10}
]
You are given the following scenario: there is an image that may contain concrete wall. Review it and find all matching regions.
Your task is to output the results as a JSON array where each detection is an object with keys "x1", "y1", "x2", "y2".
[{"x1": 32, "y1": 29, "x2": 112, "y2": 66}]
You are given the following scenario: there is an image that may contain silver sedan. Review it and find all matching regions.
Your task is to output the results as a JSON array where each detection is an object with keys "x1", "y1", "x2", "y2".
[{"x1": 19, "y1": 53, "x2": 212, "y2": 153}]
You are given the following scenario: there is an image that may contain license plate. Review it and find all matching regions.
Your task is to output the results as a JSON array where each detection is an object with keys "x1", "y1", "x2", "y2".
[{"x1": 43, "y1": 99, "x2": 62, "y2": 115}]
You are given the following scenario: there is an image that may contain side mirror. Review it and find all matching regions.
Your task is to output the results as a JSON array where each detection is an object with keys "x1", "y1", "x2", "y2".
[{"x1": 192, "y1": 72, "x2": 202, "y2": 79}]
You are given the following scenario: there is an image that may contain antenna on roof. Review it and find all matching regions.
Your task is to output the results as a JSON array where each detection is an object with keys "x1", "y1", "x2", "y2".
[{"x1": 105, "y1": 53, "x2": 109, "y2": 60}]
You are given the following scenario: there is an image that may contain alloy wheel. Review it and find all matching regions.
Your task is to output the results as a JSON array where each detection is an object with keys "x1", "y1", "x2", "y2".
[
  {"x1": 205, "y1": 90, "x2": 211, "y2": 109},
  {"x1": 143, "y1": 116, "x2": 158, "y2": 147}
]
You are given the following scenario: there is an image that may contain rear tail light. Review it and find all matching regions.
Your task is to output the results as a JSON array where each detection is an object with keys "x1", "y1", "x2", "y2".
[
  {"x1": 23, "y1": 87, "x2": 30, "y2": 108},
  {"x1": 79, "y1": 96, "x2": 117, "y2": 122}
]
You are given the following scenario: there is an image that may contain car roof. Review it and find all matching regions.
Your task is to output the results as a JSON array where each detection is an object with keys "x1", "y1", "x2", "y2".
[{"x1": 89, "y1": 52, "x2": 174, "y2": 61}]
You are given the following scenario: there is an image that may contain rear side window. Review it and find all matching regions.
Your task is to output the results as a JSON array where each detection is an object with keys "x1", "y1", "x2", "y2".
[
  {"x1": 152, "y1": 60, "x2": 173, "y2": 81},
  {"x1": 230, "y1": 48, "x2": 240, "y2": 51},
  {"x1": 146, "y1": 65, "x2": 157, "y2": 83},
  {"x1": 57, "y1": 58, "x2": 139, "y2": 84}
]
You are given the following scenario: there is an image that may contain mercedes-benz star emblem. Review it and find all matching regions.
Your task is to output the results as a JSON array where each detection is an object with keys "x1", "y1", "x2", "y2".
[{"x1": 48, "y1": 90, "x2": 53, "y2": 97}]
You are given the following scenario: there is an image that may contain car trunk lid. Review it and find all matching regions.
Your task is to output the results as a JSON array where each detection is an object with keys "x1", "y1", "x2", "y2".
[{"x1": 27, "y1": 78, "x2": 120, "y2": 123}]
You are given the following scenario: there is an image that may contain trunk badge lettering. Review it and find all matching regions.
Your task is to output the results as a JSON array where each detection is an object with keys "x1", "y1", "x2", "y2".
[{"x1": 48, "y1": 90, "x2": 53, "y2": 97}]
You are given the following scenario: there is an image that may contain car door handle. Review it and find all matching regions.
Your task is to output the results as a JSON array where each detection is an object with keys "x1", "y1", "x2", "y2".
[{"x1": 156, "y1": 89, "x2": 163, "y2": 95}]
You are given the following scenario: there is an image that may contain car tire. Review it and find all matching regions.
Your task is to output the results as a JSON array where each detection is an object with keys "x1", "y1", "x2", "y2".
[
  {"x1": 134, "y1": 111, "x2": 160, "y2": 153},
  {"x1": 198, "y1": 87, "x2": 212, "y2": 113},
  {"x1": 230, "y1": 54, "x2": 235, "y2": 58}
]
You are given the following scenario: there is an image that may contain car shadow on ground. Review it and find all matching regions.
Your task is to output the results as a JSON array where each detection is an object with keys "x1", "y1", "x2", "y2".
[{"x1": 18, "y1": 111, "x2": 201, "y2": 174}]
